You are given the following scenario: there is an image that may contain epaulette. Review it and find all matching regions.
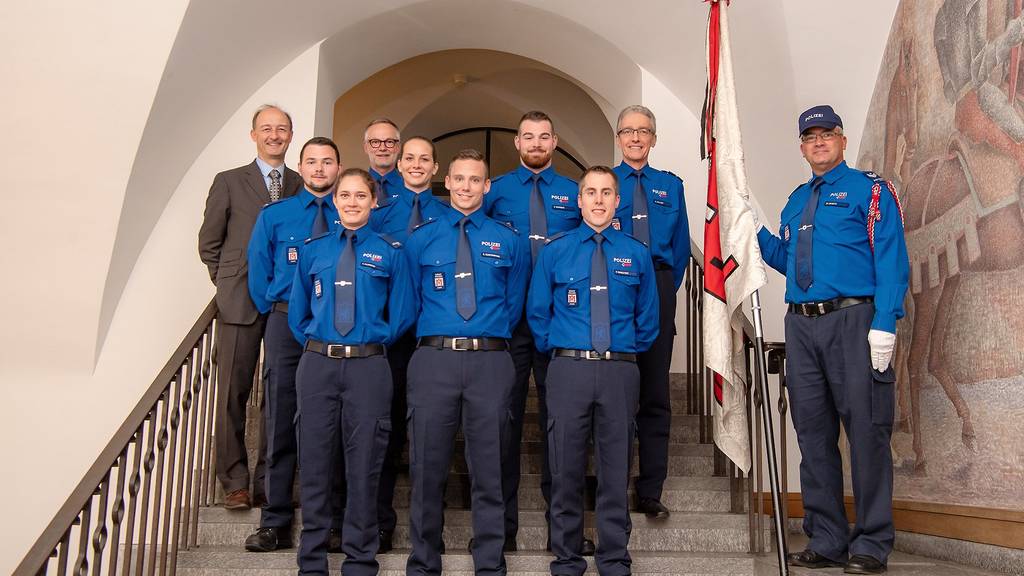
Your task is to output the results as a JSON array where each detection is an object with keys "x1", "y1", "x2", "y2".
[
  {"x1": 261, "y1": 195, "x2": 296, "y2": 212},
  {"x1": 662, "y1": 169, "x2": 683, "y2": 183},
  {"x1": 786, "y1": 184, "x2": 803, "y2": 199},
  {"x1": 500, "y1": 220, "x2": 521, "y2": 235},
  {"x1": 544, "y1": 230, "x2": 570, "y2": 245},
  {"x1": 412, "y1": 217, "x2": 438, "y2": 231},
  {"x1": 304, "y1": 230, "x2": 332, "y2": 244},
  {"x1": 620, "y1": 231, "x2": 648, "y2": 247},
  {"x1": 380, "y1": 233, "x2": 403, "y2": 249},
  {"x1": 490, "y1": 173, "x2": 507, "y2": 184}
]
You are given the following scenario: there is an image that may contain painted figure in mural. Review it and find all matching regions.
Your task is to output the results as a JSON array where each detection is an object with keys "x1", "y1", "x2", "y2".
[{"x1": 886, "y1": 0, "x2": 1024, "y2": 474}]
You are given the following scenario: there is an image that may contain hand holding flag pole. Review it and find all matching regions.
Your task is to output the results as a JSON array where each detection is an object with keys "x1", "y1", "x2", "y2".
[{"x1": 702, "y1": 1, "x2": 788, "y2": 573}]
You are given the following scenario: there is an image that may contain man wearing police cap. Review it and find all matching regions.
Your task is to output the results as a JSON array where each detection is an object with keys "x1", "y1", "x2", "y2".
[{"x1": 755, "y1": 105, "x2": 909, "y2": 574}]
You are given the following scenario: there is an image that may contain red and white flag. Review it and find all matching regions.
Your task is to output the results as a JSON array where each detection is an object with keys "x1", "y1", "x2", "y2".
[{"x1": 701, "y1": 0, "x2": 767, "y2": 473}]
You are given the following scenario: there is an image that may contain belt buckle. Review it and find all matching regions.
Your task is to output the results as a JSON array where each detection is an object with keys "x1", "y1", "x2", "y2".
[
  {"x1": 584, "y1": 350, "x2": 607, "y2": 360},
  {"x1": 327, "y1": 344, "x2": 353, "y2": 358},
  {"x1": 817, "y1": 302, "x2": 826, "y2": 315},
  {"x1": 451, "y1": 337, "x2": 478, "y2": 351}
]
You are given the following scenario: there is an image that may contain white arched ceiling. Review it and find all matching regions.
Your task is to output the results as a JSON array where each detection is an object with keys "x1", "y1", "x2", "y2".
[
  {"x1": 329, "y1": 49, "x2": 614, "y2": 169},
  {"x1": 97, "y1": 0, "x2": 899, "y2": 361}
]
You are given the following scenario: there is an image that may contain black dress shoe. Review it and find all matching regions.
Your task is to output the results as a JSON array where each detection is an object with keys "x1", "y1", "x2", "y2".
[
  {"x1": 327, "y1": 529, "x2": 342, "y2": 553},
  {"x1": 845, "y1": 554, "x2": 886, "y2": 574},
  {"x1": 581, "y1": 538, "x2": 596, "y2": 556},
  {"x1": 378, "y1": 529, "x2": 394, "y2": 553},
  {"x1": 504, "y1": 538, "x2": 517, "y2": 552},
  {"x1": 637, "y1": 497, "x2": 671, "y2": 519},
  {"x1": 786, "y1": 549, "x2": 843, "y2": 569},
  {"x1": 244, "y1": 527, "x2": 291, "y2": 552}
]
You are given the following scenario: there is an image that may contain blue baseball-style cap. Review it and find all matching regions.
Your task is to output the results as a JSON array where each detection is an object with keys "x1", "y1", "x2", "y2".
[{"x1": 798, "y1": 105, "x2": 843, "y2": 135}]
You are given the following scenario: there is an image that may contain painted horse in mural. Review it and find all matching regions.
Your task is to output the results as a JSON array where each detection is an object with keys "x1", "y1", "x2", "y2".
[{"x1": 885, "y1": 1, "x2": 1024, "y2": 474}]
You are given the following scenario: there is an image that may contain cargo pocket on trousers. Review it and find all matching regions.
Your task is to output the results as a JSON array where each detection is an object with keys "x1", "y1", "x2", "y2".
[
  {"x1": 547, "y1": 418, "x2": 559, "y2": 475},
  {"x1": 871, "y1": 367, "x2": 896, "y2": 427},
  {"x1": 374, "y1": 417, "x2": 393, "y2": 470}
]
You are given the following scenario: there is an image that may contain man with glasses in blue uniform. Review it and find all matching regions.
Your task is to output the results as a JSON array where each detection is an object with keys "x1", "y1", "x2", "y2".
[
  {"x1": 756, "y1": 105, "x2": 909, "y2": 575},
  {"x1": 364, "y1": 118, "x2": 404, "y2": 206}
]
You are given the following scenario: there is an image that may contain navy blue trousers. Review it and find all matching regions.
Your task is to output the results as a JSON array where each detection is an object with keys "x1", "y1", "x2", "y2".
[
  {"x1": 634, "y1": 268, "x2": 675, "y2": 501},
  {"x1": 785, "y1": 302, "x2": 895, "y2": 564},
  {"x1": 504, "y1": 317, "x2": 551, "y2": 539},
  {"x1": 547, "y1": 357, "x2": 639, "y2": 576},
  {"x1": 259, "y1": 310, "x2": 301, "y2": 529},
  {"x1": 296, "y1": 351, "x2": 392, "y2": 576},
  {"x1": 406, "y1": 347, "x2": 515, "y2": 576},
  {"x1": 378, "y1": 328, "x2": 416, "y2": 533}
]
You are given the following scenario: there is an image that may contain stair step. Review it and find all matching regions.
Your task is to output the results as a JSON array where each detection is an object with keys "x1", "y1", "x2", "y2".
[
  {"x1": 196, "y1": 509, "x2": 760, "y2": 553},
  {"x1": 436, "y1": 442, "x2": 717, "y2": 476},
  {"x1": 177, "y1": 548, "x2": 760, "y2": 575},
  {"x1": 464, "y1": 414, "x2": 702, "y2": 445}
]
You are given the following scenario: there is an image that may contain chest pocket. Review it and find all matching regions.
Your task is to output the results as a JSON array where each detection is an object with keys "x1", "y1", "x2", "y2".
[
  {"x1": 611, "y1": 269, "x2": 640, "y2": 286},
  {"x1": 476, "y1": 252, "x2": 512, "y2": 269},
  {"x1": 358, "y1": 261, "x2": 391, "y2": 279}
]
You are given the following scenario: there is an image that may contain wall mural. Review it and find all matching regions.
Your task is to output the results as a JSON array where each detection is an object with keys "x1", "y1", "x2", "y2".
[{"x1": 858, "y1": 0, "x2": 1024, "y2": 511}]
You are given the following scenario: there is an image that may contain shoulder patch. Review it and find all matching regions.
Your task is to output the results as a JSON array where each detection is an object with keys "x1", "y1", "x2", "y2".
[
  {"x1": 380, "y1": 233, "x2": 403, "y2": 249},
  {"x1": 544, "y1": 230, "x2": 570, "y2": 245},
  {"x1": 304, "y1": 230, "x2": 332, "y2": 244}
]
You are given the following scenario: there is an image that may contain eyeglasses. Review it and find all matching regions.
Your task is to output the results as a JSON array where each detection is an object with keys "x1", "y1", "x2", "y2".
[
  {"x1": 367, "y1": 138, "x2": 399, "y2": 149},
  {"x1": 617, "y1": 127, "x2": 655, "y2": 138},
  {"x1": 800, "y1": 131, "x2": 841, "y2": 144}
]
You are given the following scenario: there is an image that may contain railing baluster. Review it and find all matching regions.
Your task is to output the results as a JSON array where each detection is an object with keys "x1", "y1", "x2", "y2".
[
  {"x1": 90, "y1": 472, "x2": 110, "y2": 576},
  {"x1": 203, "y1": 321, "x2": 220, "y2": 507},
  {"x1": 157, "y1": 369, "x2": 183, "y2": 576},
  {"x1": 56, "y1": 528, "x2": 71, "y2": 576},
  {"x1": 146, "y1": 389, "x2": 172, "y2": 576},
  {"x1": 169, "y1": 355, "x2": 196, "y2": 574},
  {"x1": 181, "y1": 341, "x2": 204, "y2": 551},
  {"x1": 73, "y1": 499, "x2": 92, "y2": 576},
  {"x1": 134, "y1": 408, "x2": 158, "y2": 576},
  {"x1": 121, "y1": 427, "x2": 144, "y2": 576},
  {"x1": 106, "y1": 448, "x2": 127, "y2": 576},
  {"x1": 194, "y1": 329, "x2": 215, "y2": 542}
]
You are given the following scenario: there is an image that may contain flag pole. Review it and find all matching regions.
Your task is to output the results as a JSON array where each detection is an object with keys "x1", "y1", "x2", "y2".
[{"x1": 750, "y1": 289, "x2": 789, "y2": 574}]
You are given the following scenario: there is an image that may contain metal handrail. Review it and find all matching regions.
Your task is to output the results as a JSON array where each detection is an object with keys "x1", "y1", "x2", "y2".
[{"x1": 15, "y1": 300, "x2": 220, "y2": 576}]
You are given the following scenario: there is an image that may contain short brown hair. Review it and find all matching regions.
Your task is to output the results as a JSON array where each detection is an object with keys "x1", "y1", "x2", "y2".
[
  {"x1": 299, "y1": 136, "x2": 340, "y2": 163},
  {"x1": 448, "y1": 148, "x2": 488, "y2": 177},
  {"x1": 578, "y1": 165, "x2": 619, "y2": 195},
  {"x1": 400, "y1": 136, "x2": 437, "y2": 160},
  {"x1": 251, "y1": 104, "x2": 293, "y2": 130},
  {"x1": 518, "y1": 110, "x2": 554, "y2": 132},
  {"x1": 337, "y1": 167, "x2": 377, "y2": 199}
]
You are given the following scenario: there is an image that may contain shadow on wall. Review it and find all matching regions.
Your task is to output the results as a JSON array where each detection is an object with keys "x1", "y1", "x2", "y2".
[{"x1": 857, "y1": 0, "x2": 1024, "y2": 510}]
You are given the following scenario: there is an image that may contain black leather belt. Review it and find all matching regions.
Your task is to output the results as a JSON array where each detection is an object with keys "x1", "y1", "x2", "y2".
[
  {"x1": 554, "y1": 348, "x2": 638, "y2": 362},
  {"x1": 788, "y1": 297, "x2": 872, "y2": 317},
  {"x1": 418, "y1": 336, "x2": 508, "y2": 351},
  {"x1": 305, "y1": 339, "x2": 384, "y2": 358},
  {"x1": 272, "y1": 302, "x2": 289, "y2": 314}
]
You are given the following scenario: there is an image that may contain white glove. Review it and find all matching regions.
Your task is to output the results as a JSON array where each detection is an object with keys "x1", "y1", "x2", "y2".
[{"x1": 868, "y1": 329, "x2": 896, "y2": 372}]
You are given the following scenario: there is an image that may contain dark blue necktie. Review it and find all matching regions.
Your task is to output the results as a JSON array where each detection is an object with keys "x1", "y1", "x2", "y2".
[
  {"x1": 334, "y1": 229, "x2": 356, "y2": 336},
  {"x1": 528, "y1": 173, "x2": 547, "y2": 261},
  {"x1": 590, "y1": 233, "x2": 611, "y2": 354},
  {"x1": 456, "y1": 217, "x2": 476, "y2": 320},
  {"x1": 312, "y1": 197, "x2": 329, "y2": 236},
  {"x1": 632, "y1": 170, "x2": 650, "y2": 245},
  {"x1": 795, "y1": 177, "x2": 824, "y2": 291},
  {"x1": 376, "y1": 175, "x2": 389, "y2": 207},
  {"x1": 407, "y1": 193, "x2": 423, "y2": 235}
]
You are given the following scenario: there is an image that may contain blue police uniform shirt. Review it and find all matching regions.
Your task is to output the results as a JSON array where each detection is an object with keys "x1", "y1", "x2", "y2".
[
  {"x1": 288, "y1": 225, "x2": 415, "y2": 346},
  {"x1": 404, "y1": 207, "x2": 529, "y2": 338},
  {"x1": 255, "y1": 157, "x2": 285, "y2": 191},
  {"x1": 612, "y1": 162, "x2": 691, "y2": 289},
  {"x1": 368, "y1": 186, "x2": 451, "y2": 243},
  {"x1": 370, "y1": 168, "x2": 405, "y2": 205},
  {"x1": 484, "y1": 164, "x2": 581, "y2": 263},
  {"x1": 247, "y1": 188, "x2": 339, "y2": 314},
  {"x1": 526, "y1": 224, "x2": 660, "y2": 354},
  {"x1": 757, "y1": 161, "x2": 910, "y2": 333}
]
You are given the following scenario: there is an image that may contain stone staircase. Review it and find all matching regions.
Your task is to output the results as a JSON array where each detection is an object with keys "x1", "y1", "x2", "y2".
[{"x1": 177, "y1": 374, "x2": 773, "y2": 575}]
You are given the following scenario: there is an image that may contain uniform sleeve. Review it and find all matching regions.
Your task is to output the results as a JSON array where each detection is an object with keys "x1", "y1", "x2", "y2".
[
  {"x1": 288, "y1": 249, "x2": 314, "y2": 346},
  {"x1": 671, "y1": 177, "x2": 691, "y2": 290},
  {"x1": 526, "y1": 247, "x2": 555, "y2": 354},
  {"x1": 757, "y1": 223, "x2": 788, "y2": 275},
  {"x1": 246, "y1": 211, "x2": 274, "y2": 314},
  {"x1": 504, "y1": 232, "x2": 530, "y2": 326},
  {"x1": 870, "y1": 184, "x2": 910, "y2": 333},
  {"x1": 387, "y1": 245, "x2": 417, "y2": 344},
  {"x1": 368, "y1": 206, "x2": 385, "y2": 233},
  {"x1": 198, "y1": 172, "x2": 229, "y2": 284},
  {"x1": 483, "y1": 185, "x2": 497, "y2": 215},
  {"x1": 634, "y1": 248, "x2": 661, "y2": 352}
]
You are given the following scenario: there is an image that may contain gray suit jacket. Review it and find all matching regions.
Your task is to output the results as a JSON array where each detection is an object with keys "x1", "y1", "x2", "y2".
[{"x1": 198, "y1": 160, "x2": 301, "y2": 324}]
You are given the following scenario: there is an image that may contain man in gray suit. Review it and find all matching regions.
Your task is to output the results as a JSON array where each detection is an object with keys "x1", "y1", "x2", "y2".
[{"x1": 198, "y1": 104, "x2": 301, "y2": 510}]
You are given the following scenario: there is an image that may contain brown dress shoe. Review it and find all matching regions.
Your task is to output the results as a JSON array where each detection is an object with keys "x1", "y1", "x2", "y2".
[{"x1": 224, "y1": 489, "x2": 251, "y2": 511}]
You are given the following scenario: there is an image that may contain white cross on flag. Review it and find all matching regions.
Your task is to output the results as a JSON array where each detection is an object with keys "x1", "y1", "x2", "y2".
[{"x1": 701, "y1": 0, "x2": 768, "y2": 473}]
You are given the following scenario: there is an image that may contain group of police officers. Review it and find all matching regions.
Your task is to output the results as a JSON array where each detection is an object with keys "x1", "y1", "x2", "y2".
[{"x1": 198, "y1": 102, "x2": 907, "y2": 576}]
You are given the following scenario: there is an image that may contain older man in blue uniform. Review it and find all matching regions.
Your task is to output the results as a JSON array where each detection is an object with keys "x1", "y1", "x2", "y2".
[
  {"x1": 364, "y1": 118, "x2": 405, "y2": 205},
  {"x1": 484, "y1": 110, "x2": 583, "y2": 551},
  {"x1": 528, "y1": 165, "x2": 659, "y2": 576},
  {"x1": 244, "y1": 136, "x2": 343, "y2": 553},
  {"x1": 404, "y1": 149, "x2": 529, "y2": 576},
  {"x1": 756, "y1": 105, "x2": 909, "y2": 575},
  {"x1": 611, "y1": 105, "x2": 690, "y2": 519},
  {"x1": 289, "y1": 167, "x2": 416, "y2": 576},
  {"x1": 368, "y1": 135, "x2": 450, "y2": 552}
]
